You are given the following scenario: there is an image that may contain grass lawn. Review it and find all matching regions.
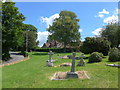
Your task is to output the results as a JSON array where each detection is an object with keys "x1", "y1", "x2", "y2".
[{"x1": 2, "y1": 52, "x2": 119, "y2": 88}]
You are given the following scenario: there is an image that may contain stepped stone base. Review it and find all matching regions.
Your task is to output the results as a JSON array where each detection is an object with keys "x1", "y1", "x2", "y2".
[
  {"x1": 66, "y1": 72, "x2": 78, "y2": 79},
  {"x1": 46, "y1": 61, "x2": 53, "y2": 67},
  {"x1": 51, "y1": 71, "x2": 90, "y2": 80}
]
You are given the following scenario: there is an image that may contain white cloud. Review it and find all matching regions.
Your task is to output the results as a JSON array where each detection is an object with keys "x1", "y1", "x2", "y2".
[
  {"x1": 2, "y1": 0, "x2": 6, "y2": 2},
  {"x1": 40, "y1": 13, "x2": 59, "y2": 28},
  {"x1": 95, "y1": 9, "x2": 109, "y2": 18},
  {"x1": 37, "y1": 31, "x2": 51, "y2": 47},
  {"x1": 98, "y1": 14, "x2": 104, "y2": 18},
  {"x1": 79, "y1": 29, "x2": 83, "y2": 32},
  {"x1": 115, "y1": 8, "x2": 120, "y2": 15},
  {"x1": 103, "y1": 15, "x2": 118, "y2": 24},
  {"x1": 99, "y1": 9, "x2": 109, "y2": 14},
  {"x1": 92, "y1": 28, "x2": 103, "y2": 36},
  {"x1": 93, "y1": 8, "x2": 118, "y2": 36}
]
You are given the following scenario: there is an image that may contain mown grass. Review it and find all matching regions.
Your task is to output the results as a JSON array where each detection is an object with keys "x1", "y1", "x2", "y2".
[{"x1": 2, "y1": 52, "x2": 119, "y2": 88}]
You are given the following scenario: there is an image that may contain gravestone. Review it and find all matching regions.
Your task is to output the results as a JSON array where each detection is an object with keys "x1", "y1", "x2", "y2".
[
  {"x1": 66, "y1": 52, "x2": 78, "y2": 79},
  {"x1": 46, "y1": 51, "x2": 53, "y2": 67},
  {"x1": 77, "y1": 54, "x2": 85, "y2": 66}
]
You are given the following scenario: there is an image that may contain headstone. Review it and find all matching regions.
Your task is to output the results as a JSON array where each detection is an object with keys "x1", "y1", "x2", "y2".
[
  {"x1": 77, "y1": 54, "x2": 85, "y2": 66},
  {"x1": 46, "y1": 51, "x2": 53, "y2": 67},
  {"x1": 66, "y1": 52, "x2": 78, "y2": 79},
  {"x1": 49, "y1": 51, "x2": 53, "y2": 62},
  {"x1": 71, "y1": 52, "x2": 76, "y2": 72}
]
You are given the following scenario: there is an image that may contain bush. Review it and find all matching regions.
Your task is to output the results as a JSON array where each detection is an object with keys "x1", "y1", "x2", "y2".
[
  {"x1": 99, "y1": 53, "x2": 104, "y2": 58},
  {"x1": 88, "y1": 52, "x2": 102, "y2": 63},
  {"x1": 80, "y1": 37, "x2": 110, "y2": 56},
  {"x1": 108, "y1": 48, "x2": 120, "y2": 62}
]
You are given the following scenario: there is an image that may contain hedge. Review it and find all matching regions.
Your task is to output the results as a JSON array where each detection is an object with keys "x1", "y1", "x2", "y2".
[{"x1": 32, "y1": 48, "x2": 79, "y2": 53}]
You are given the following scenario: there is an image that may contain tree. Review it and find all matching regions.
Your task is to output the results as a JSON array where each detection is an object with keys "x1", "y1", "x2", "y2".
[
  {"x1": 0, "y1": 1, "x2": 2, "y2": 60},
  {"x1": 2, "y1": 2, "x2": 25, "y2": 60},
  {"x1": 117, "y1": 25, "x2": 120, "y2": 46},
  {"x1": 21, "y1": 24, "x2": 38, "y2": 52},
  {"x1": 47, "y1": 10, "x2": 81, "y2": 51},
  {"x1": 80, "y1": 37, "x2": 110, "y2": 56},
  {"x1": 101, "y1": 24, "x2": 119, "y2": 48}
]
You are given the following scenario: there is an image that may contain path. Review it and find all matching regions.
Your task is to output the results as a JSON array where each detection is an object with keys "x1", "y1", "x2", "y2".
[{"x1": 0, "y1": 52, "x2": 28, "y2": 67}]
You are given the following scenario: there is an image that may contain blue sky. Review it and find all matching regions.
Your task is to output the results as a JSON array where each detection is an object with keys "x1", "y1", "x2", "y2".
[{"x1": 15, "y1": 2, "x2": 118, "y2": 47}]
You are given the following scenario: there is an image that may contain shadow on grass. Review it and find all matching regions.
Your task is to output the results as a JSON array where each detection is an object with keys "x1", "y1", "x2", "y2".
[
  {"x1": 83, "y1": 57, "x2": 89, "y2": 59},
  {"x1": 32, "y1": 52, "x2": 48, "y2": 56},
  {"x1": 32, "y1": 52, "x2": 73, "y2": 56},
  {"x1": 106, "y1": 60, "x2": 120, "y2": 62},
  {"x1": 87, "y1": 61, "x2": 101, "y2": 64},
  {"x1": 10, "y1": 52, "x2": 22, "y2": 55}
]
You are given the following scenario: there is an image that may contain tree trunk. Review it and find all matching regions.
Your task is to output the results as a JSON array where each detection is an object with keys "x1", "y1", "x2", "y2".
[
  {"x1": 2, "y1": 47, "x2": 11, "y2": 61},
  {"x1": 63, "y1": 43, "x2": 67, "y2": 53}
]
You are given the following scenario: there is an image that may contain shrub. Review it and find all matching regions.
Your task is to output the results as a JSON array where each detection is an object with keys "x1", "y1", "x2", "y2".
[
  {"x1": 108, "y1": 48, "x2": 120, "y2": 62},
  {"x1": 99, "y1": 53, "x2": 104, "y2": 58},
  {"x1": 80, "y1": 37, "x2": 110, "y2": 56},
  {"x1": 88, "y1": 52, "x2": 102, "y2": 63}
]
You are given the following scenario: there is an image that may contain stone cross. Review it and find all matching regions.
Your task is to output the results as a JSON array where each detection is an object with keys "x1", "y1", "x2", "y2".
[
  {"x1": 66, "y1": 52, "x2": 78, "y2": 79},
  {"x1": 47, "y1": 51, "x2": 54, "y2": 67},
  {"x1": 48, "y1": 51, "x2": 53, "y2": 62},
  {"x1": 71, "y1": 52, "x2": 76, "y2": 72}
]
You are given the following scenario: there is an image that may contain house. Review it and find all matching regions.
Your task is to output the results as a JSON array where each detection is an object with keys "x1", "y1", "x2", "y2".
[{"x1": 42, "y1": 41, "x2": 63, "y2": 48}]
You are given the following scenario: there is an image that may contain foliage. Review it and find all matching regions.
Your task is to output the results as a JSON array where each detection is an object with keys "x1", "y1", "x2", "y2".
[
  {"x1": 108, "y1": 47, "x2": 120, "y2": 62},
  {"x1": 80, "y1": 37, "x2": 110, "y2": 56},
  {"x1": 2, "y1": 2, "x2": 39, "y2": 60},
  {"x1": 21, "y1": 24, "x2": 38, "y2": 52},
  {"x1": 47, "y1": 10, "x2": 81, "y2": 50},
  {"x1": 101, "y1": 24, "x2": 120, "y2": 48},
  {"x1": 2, "y1": 2, "x2": 25, "y2": 60},
  {"x1": 88, "y1": 52, "x2": 102, "y2": 63},
  {"x1": 32, "y1": 48, "x2": 79, "y2": 53},
  {"x1": 117, "y1": 25, "x2": 120, "y2": 45}
]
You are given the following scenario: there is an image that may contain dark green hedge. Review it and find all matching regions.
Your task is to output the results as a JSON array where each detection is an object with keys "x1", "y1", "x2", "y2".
[
  {"x1": 32, "y1": 48, "x2": 79, "y2": 53},
  {"x1": 80, "y1": 37, "x2": 110, "y2": 56}
]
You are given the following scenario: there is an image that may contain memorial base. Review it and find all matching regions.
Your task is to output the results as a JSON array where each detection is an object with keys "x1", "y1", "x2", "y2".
[
  {"x1": 66, "y1": 72, "x2": 78, "y2": 79},
  {"x1": 77, "y1": 63, "x2": 85, "y2": 66},
  {"x1": 46, "y1": 61, "x2": 53, "y2": 67}
]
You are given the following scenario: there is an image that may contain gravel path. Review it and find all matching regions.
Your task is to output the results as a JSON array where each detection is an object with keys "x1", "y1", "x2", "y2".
[{"x1": 0, "y1": 52, "x2": 25, "y2": 65}]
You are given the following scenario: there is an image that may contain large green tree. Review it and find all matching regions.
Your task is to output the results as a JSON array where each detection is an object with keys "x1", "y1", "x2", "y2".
[
  {"x1": 21, "y1": 24, "x2": 38, "y2": 52},
  {"x1": 80, "y1": 37, "x2": 110, "y2": 56},
  {"x1": 101, "y1": 24, "x2": 120, "y2": 48},
  {"x1": 117, "y1": 25, "x2": 120, "y2": 46},
  {"x1": 47, "y1": 10, "x2": 81, "y2": 50},
  {"x1": 2, "y1": 2, "x2": 25, "y2": 60},
  {"x1": 0, "y1": 1, "x2": 2, "y2": 60}
]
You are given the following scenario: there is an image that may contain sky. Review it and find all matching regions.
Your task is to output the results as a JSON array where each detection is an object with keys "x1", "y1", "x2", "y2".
[{"x1": 14, "y1": 2, "x2": 119, "y2": 47}]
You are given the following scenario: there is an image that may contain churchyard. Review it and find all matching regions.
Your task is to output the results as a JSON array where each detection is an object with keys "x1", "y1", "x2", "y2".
[
  {"x1": 2, "y1": 51, "x2": 119, "y2": 88},
  {"x1": 1, "y1": 2, "x2": 120, "y2": 89}
]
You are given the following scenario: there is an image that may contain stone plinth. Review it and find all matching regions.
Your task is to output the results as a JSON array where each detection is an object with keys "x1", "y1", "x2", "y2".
[
  {"x1": 51, "y1": 71, "x2": 90, "y2": 80},
  {"x1": 77, "y1": 60, "x2": 85, "y2": 66},
  {"x1": 60, "y1": 63, "x2": 71, "y2": 67},
  {"x1": 66, "y1": 72, "x2": 78, "y2": 79},
  {"x1": 46, "y1": 61, "x2": 53, "y2": 67},
  {"x1": 47, "y1": 60, "x2": 56, "y2": 62}
]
